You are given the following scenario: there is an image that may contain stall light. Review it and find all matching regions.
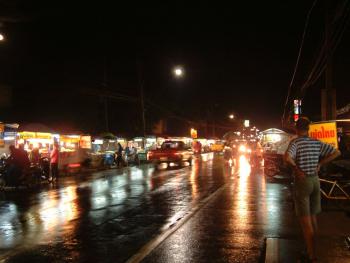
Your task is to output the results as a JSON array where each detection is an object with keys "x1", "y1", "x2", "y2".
[
  {"x1": 67, "y1": 135, "x2": 80, "y2": 139},
  {"x1": 109, "y1": 140, "x2": 116, "y2": 143},
  {"x1": 93, "y1": 139, "x2": 103, "y2": 145},
  {"x1": 68, "y1": 163, "x2": 81, "y2": 168},
  {"x1": 4, "y1": 136, "x2": 15, "y2": 141},
  {"x1": 135, "y1": 138, "x2": 143, "y2": 142}
]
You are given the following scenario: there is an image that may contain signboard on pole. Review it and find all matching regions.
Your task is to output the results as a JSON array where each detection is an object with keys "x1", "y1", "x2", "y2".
[
  {"x1": 309, "y1": 121, "x2": 338, "y2": 149},
  {"x1": 190, "y1": 128, "x2": 198, "y2": 139}
]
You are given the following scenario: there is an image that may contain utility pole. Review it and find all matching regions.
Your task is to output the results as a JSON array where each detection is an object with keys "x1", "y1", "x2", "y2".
[
  {"x1": 138, "y1": 62, "x2": 146, "y2": 137},
  {"x1": 102, "y1": 56, "x2": 109, "y2": 132},
  {"x1": 322, "y1": 0, "x2": 337, "y2": 121}
]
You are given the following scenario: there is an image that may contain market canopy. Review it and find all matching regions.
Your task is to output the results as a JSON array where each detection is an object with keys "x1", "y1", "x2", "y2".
[{"x1": 261, "y1": 128, "x2": 287, "y2": 135}]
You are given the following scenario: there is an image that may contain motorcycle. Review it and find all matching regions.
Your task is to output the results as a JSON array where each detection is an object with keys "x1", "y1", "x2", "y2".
[{"x1": 0, "y1": 156, "x2": 51, "y2": 190}]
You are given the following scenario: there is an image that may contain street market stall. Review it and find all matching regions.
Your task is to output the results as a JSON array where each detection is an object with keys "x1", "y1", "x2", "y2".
[
  {"x1": 59, "y1": 135, "x2": 92, "y2": 173},
  {"x1": 17, "y1": 131, "x2": 58, "y2": 158},
  {"x1": 260, "y1": 128, "x2": 294, "y2": 178},
  {"x1": 133, "y1": 136, "x2": 157, "y2": 161},
  {"x1": 0, "y1": 123, "x2": 19, "y2": 156}
]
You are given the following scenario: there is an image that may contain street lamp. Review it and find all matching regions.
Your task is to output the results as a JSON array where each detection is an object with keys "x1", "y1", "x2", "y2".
[
  {"x1": 173, "y1": 66, "x2": 184, "y2": 78},
  {"x1": 0, "y1": 33, "x2": 4, "y2": 41},
  {"x1": 229, "y1": 114, "x2": 235, "y2": 119}
]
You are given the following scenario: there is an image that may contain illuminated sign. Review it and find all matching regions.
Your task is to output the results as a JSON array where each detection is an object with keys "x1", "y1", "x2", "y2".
[
  {"x1": 80, "y1": 136, "x2": 92, "y2": 149},
  {"x1": 294, "y1": 99, "x2": 302, "y2": 122},
  {"x1": 309, "y1": 122, "x2": 338, "y2": 149},
  {"x1": 294, "y1": 114, "x2": 299, "y2": 122},
  {"x1": 244, "y1": 120, "x2": 250, "y2": 127},
  {"x1": 190, "y1": 128, "x2": 198, "y2": 139}
]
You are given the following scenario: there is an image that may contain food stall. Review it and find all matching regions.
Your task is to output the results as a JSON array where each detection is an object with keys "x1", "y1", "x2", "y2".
[
  {"x1": 260, "y1": 128, "x2": 294, "y2": 155},
  {"x1": 133, "y1": 136, "x2": 158, "y2": 161},
  {"x1": 17, "y1": 131, "x2": 57, "y2": 158},
  {"x1": 260, "y1": 128, "x2": 294, "y2": 177},
  {"x1": 0, "y1": 123, "x2": 19, "y2": 156},
  {"x1": 59, "y1": 135, "x2": 92, "y2": 172}
]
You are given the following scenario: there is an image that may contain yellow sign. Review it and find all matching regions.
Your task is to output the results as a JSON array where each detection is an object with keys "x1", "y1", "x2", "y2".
[
  {"x1": 309, "y1": 122, "x2": 338, "y2": 149},
  {"x1": 19, "y1": 132, "x2": 52, "y2": 140},
  {"x1": 36, "y1": 132, "x2": 52, "y2": 139},
  {"x1": 190, "y1": 128, "x2": 198, "y2": 139},
  {"x1": 18, "y1": 131, "x2": 36, "y2": 139}
]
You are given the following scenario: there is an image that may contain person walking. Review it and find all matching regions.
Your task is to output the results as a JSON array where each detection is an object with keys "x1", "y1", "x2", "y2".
[
  {"x1": 284, "y1": 117, "x2": 341, "y2": 262},
  {"x1": 50, "y1": 143, "x2": 60, "y2": 181},
  {"x1": 116, "y1": 142, "x2": 124, "y2": 168}
]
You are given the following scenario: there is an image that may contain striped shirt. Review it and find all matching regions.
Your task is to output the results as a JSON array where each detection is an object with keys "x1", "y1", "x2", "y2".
[{"x1": 286, "y1": 136, "x2": 336, "y2": 176}]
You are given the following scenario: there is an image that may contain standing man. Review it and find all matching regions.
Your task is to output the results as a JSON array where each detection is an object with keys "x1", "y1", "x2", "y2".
[
  {"x1": 285, "y1": 117, "x2": 341, "y2": 262},
  {"x1": 50, "y1": 143, "x2": 60, "y2": 181}
]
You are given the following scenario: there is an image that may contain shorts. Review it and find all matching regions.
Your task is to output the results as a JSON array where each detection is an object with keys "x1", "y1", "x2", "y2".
[{"x1": 293, "y1": 175, "x2": 321, "y2": 216}]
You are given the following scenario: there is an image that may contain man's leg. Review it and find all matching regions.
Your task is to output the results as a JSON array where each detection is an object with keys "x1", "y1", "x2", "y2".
[
  {"x1": 299, "y1": 215, "x2": 316, "y2": 261},
  {"x1": 53, "y1": 163, "x2": 59, "y2": 180}
]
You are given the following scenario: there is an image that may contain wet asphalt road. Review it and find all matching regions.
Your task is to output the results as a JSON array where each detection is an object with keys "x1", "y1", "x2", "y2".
[{"x1": 0, "y1": 153, "x2": 296, "y2": 263}]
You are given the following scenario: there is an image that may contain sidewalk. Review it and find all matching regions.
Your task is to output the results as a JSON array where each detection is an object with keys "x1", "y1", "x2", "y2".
[{"x1": 265, "y1": 200, "x2": 350, "y2": 263}]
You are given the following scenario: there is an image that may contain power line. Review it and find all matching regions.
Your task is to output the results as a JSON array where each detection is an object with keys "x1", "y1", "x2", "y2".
[
  {"x1": 282, "y1": 0, "x2": 318, "y2": 125},
  {"x1": 300, "y1": 0, "x2": 350, "y2": 94}
]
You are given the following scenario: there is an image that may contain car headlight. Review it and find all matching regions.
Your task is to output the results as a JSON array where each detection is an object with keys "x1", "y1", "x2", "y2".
[{"x1": 239, "y1": 145, "x2": 246, "y2": 153}]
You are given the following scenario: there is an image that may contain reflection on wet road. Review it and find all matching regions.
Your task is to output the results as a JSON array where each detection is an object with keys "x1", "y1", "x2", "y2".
[
  {"x1": 142, "y1": 155, "x2": 296, "y2": 263},
  {"x1": 0, "y1": 153, "x2": 295, "y2": 262},
  {"x1": 0, "y1": 153, "x2": 221, "y2": 262}
]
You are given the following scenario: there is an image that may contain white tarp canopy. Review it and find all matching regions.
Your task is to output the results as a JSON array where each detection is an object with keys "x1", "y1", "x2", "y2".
[{"x1": 261, "y1": 128, "x2": 294, "y2": 155}]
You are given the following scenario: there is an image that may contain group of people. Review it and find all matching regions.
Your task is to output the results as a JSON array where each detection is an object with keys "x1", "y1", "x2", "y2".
[
  {"x1": 3, "y1": 143, "x2": 60, "y2": 186},
  {"x1": 114, "y1": 143, "x2": 138, "y2": 168}
]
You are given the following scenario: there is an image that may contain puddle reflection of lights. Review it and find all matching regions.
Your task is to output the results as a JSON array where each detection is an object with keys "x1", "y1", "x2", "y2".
[
  {"x1": 190, "y1": 162, "x2": 199, "y2": 199},
  {"x1": 238, "y1": 155, "x2": 251, "y2": 178},
  {"x1": 92, "y1": 196, "x2": 107, "y2": 209},
  {"x1": 130, "y1": 169, "x2": 143, "y2": 180},
  {"x1": 201, "y1": 152, "x2": 213, "y2": 162}
]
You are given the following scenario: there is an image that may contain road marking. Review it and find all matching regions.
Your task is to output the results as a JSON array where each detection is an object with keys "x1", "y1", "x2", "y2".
[
  {"x1": 125, "y1": 183, "x2": 228, "y2": 263},
  {"x1": 265, "y1": 238, "x2": 279, "y2": 263}
]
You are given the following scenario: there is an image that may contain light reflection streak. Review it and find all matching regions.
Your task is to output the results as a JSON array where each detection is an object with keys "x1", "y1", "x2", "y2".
[
  {"x1": 234, "y1": 155, "x2": 252, "y2": 223},
  {"x1": 190, "y1": 159, "x2": 200, "y2": 199}
]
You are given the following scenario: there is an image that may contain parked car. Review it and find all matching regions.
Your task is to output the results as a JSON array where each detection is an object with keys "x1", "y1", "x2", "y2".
[{"x1": 147, "y1": 141, "x2": 193, "y2": 168}]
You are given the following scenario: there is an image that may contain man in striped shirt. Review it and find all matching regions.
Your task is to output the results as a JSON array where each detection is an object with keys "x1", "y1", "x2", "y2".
[{"x1": 285, "y1": 117, "x2": 340, "y2": 262}]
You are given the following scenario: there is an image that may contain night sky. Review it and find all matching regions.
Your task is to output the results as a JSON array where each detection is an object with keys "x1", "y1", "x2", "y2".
[{"x1": 0, "y1": 1, "x2": 349, "y2": 137}]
